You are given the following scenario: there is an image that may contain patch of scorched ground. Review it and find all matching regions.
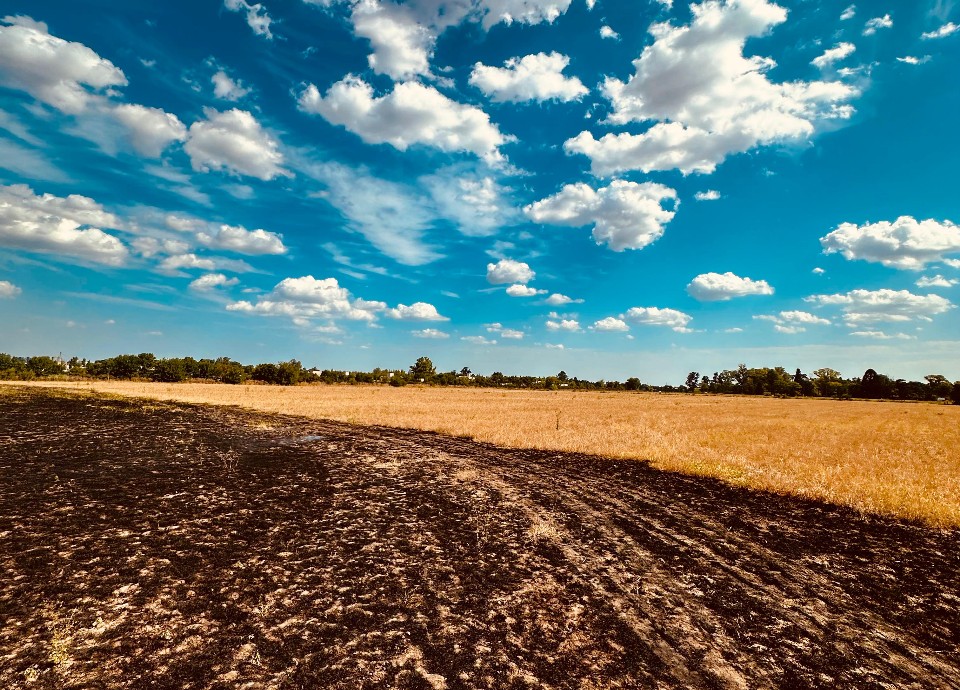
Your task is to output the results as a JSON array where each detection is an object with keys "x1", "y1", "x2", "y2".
[{"x1": 1, "y1": 386, "x2": 959, "y2": 689}]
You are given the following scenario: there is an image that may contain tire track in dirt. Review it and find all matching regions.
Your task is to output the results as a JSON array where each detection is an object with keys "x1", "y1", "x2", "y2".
[
  {"x1": 1, "y1": 387, "x2": 958, "y2": 689},
  {"x1": 440, "y1": 446, "x2": 956, "y2": 688}
]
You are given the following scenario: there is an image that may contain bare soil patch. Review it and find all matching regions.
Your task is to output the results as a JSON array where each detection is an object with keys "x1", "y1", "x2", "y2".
[{"x1": 2, "y1": 387, "x2": 958, "y2": 688}]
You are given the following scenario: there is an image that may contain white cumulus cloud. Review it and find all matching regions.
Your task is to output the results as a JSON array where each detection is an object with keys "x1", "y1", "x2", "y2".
[
  {"x1": 592, "y1": 316, "x2": 629, "y2": 332},
  {"x1": 812, "y1": 42, "x2": 856, "y2": 69},
  {"x1": 0, "y1": 280, "x2": 21, "y2": 298},
  {"x1": 478, "y1": 0, "x2": 572, "y2": 28},
  {"x1": 546, "y1": 318, "x2": 580, "y2": 332},
  {"x1": 694, "y1": 190, "x2": 720, "y2": 201},
  {"x1": 755, "y1": 310, "x2": 830, "y2": 332},
  {"x1": 687, "y1": 272, "x2": 774, "y2": 301},
  {"x1": 0, "y1": 184, "x2": 127, "y2": 266},
  {"x1": 185, "y1": 108, "x2": 288, "y2": 180},
  {"x1": 863, "y1": 14, "x2": 892, "y2": 36},
  {"x1": 189, "y1": 273, "x2": 240, "y2": 291},
  {"x1": 163, "y1": 214, "x2": 285, "y2": 257},
  {"x1": 565, "y1": 0, "x2": 858, "y2": 176},
  {"x1": 922, "y1": 22, "x2": 958, "y2": 39},
  {"x1": 820, "y1": 216, "x2": 960, "y2": 270},
  {"x1": 326, "y1": 0, "x2": 573, "y2": 82},
  {"x1": 564, "y1": 125, "x2": 727, "y2": 177},
  {"x1": 916, "y1": 275, "x2": 958, "y2": 288},
  {"x1": 544, "y1": 293, "x2": 583, "y2": 306},
  {"x1": 775, "y1": 325, "x2": 804, "y2": 334},
  {"x1": 0, "y1": 18, "x2": 189, "y2": 162},
  {"x1": 131, "y1": 236, "x2": 190, "y2": 258},
  {"x1": 159, "y1": 253, "x2": 217, "y2": 272},
  {"x1": 412, "y1": 328, "x2": 449, "y2": 338},
  {"x1": 387, "y1": 302, "x2": 448, "y2": 321},
  {"x1": 228, "y1": 275, "x2": 388, "y2": 323},
  {"x1": 223, "y1": 0, "x2": 273, "y2": 39},
  {"x1": 623, "y1": 306, "x2": 692, "y2": 331},
  {"x1": 298, "y1": 77, "x2": 508, "y2": 164},
  {"x1": 195, "y1": 224, "x2": 286, "y2": 255},
  {"x1": 756, "y1": 310, "x2": 830, "y2": 325},
  {"x1": 600, "y1": 25, "x2": 619, "y2": 40},
  {"x1": 112, "y1": 104, "x2": 187, "y2": 157},
  {"x1": 156, "y1": 253, "x2": 252, "y2": 276},
  {"x1": 487, "y1": 259, "x2": 535, "y2": 284},
  {"x1": 462, "y1": 335, "x2": 497, "y2": 345},
  {"x1": 469, "y1": 52, "x2": 587, "y2": 103},
  {"x1": 525, "y1": 180, "x2": 677, "y2": 251},
  {"x1": 805, "y1": 288, "x2": 953, "y2": 325},
  {"x1": 506, "y1": 284, "x2": 546, "y2": 296},
  {"x1": 212, "y1": 70, "x2": 251, "y2": 101},
  {"x1": 849, "y1": 330, "x2": 915, "y2": 340},
  {"x1": 778, "y1": 310, "x2": 831, "y2": 325},
  {"x1": 351, "y1": 0, "x2": 434, "y2": 79},
  {"x1": 487, "y1": 323, "x2": 524, "y2": 338},
  {"x1": 0, "y1": 16, "x2": 127, "y2": 114}
]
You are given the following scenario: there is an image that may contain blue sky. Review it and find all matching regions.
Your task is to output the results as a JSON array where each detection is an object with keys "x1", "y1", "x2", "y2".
[{"x1": 0, "y1": 0, "x2": 958, "y2": 383}]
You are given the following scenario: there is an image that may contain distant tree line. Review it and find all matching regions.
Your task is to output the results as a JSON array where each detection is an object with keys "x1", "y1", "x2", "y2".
[
  {"x1": 0, "y1": 352, "x2": 312, "y2": 386},
  {"x1": 682, "y1": 365, "x2": 959, "y2": 402},
  {"x1": 1, "y1": 352, "x2": 958, "y2": 403}
]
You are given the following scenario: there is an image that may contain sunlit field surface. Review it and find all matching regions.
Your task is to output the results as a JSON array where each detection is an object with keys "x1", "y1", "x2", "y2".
[{"x1": 11, "y1": 381, "x2": 960, "y2": 528}]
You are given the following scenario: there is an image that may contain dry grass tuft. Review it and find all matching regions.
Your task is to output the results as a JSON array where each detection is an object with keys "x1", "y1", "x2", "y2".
[
  {"x1": 8, "y1": 381, "x2": 960, "y2": 527},
  {"x1": 526, "y1": 517, "x2": 563, "y2": 545}
]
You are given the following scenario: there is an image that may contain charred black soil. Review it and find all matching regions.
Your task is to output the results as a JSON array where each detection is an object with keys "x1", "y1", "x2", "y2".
[{"x1": 1, "y1": 386, "x2": 958, "y2": 689}]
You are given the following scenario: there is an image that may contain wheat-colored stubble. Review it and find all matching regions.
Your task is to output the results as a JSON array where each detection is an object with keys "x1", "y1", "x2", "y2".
[{"x1": 13, "y1": 381, "x2": 960, "y2": 527}]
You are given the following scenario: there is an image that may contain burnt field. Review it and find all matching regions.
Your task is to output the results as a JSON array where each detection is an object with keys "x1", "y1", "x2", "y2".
[{"x1": 1, "y1": 387, "x2": 959, "y2": 689}]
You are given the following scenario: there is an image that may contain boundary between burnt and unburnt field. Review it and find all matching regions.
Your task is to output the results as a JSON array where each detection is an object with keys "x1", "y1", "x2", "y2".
[{"x1": 4, "y1": 381, "x2": 960, "y2": 529}]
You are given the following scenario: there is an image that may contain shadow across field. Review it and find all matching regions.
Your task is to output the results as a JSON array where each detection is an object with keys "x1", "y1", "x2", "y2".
[{"x1": 1, "y1": 387, "x2": 958, "y2": 689}]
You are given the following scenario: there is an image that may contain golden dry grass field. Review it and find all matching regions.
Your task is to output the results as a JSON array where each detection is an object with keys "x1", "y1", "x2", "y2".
[{"x1": 9, "y1": 380, "x2": 960, "y2": 528}]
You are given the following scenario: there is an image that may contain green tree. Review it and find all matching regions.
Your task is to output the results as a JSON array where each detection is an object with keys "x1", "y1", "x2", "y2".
[
  {"x1": 275, "y1": 360, "x2": 303, "y2": 385},
  {"x1": 26, "y1": 356, "x2": 65, "y2": 377},
  {"x1": 0, "y1": 353, "x2": 29, "y2": 379},
  {"x1": 951, "y1": 382, "x2": 960, "y2": 405},
  {"x1": 136, "y1": 352, "x2": 157, "y2": 376},
  {"x1": 221, "y1": 363, "x2": 246, "y2": 384},
  {"x1": 409, "y1": 356, "x2": 436, "y2": 382},
  {"x1": 791, "y1": 369, "x2": 814, "y2": 396},
  {"x1": 734, "y1": 364, "x2": 748, "y2": 390},
  {"x1": 110, "y1": 354, "x2": 141, "y2": 379},
  {"x1": 252, "y1": 363, "x2": 279, "y2": 384},
  {"x1": 859, "y1": 369, "x2": 894, "y2": 398},
  {"x1": 151, "y1": 358, "x2": 187, "y2": 382},
  {"x1": 813, "y1": 368, "x2": 842, "y2": 397},
  {"x1": 925, "y1": 374, "x2": 952, "y2": 400},
  {"x1": 685, "y1": 371, "x2": 700, "y2": 392}
]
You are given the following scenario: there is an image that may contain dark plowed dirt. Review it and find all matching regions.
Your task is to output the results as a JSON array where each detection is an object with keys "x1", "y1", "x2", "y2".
[{"x1": 1, "y1": 387, "x2": 959, "y2": 689}]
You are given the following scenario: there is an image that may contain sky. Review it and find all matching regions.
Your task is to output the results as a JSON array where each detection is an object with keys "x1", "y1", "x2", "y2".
[{"x1": 0, "y1": 0, "x2": 958, "y2": 384}]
